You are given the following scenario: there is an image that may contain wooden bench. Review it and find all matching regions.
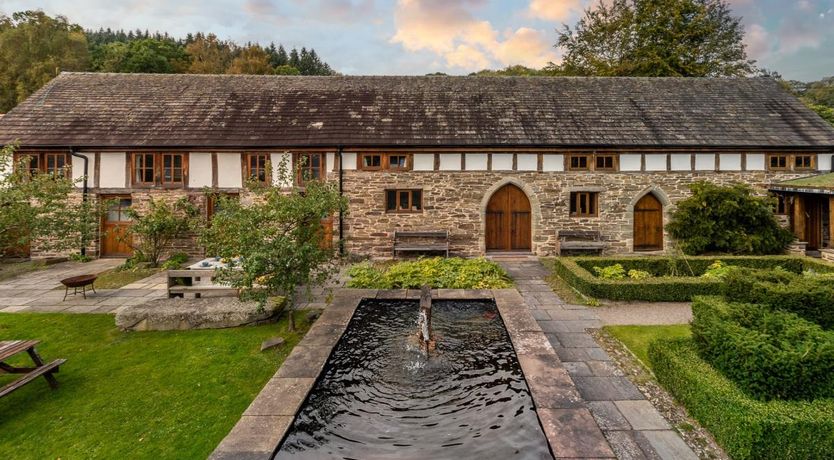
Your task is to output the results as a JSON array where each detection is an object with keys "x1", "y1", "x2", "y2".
[
  {"x1": 167, "y1": 269, "x2": 239, "y2": 299},
  {"x1": 393, "y1": 231, "x2": 450, "y2": 258},
  {"x1": 0, "y1": 340, "x2": 66, "y2": 398},
  {"x1": 557, "y1": 230, "x2": 606, "y2": 255}
]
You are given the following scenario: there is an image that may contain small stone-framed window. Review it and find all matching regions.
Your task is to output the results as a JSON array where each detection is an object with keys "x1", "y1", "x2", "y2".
[
  {"x1": 794, "y1": 155, "x2": 815, "y2": 170},
  {"x1": 385, "y1": 189, "x2": 423, "y2": 213},
  {"x1": 569, "y1": 191, "x2": 598, "y2": 217},
  {"x1": 568, "y1": 154, "x2": 592, "y2": 171}
]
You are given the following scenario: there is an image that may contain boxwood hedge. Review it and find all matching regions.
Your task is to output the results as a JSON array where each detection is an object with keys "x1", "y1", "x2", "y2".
[
  {"x1": 649, "y1": 338, "x2": 834, "y2": 460},
  {"x1": 549, "y1": 256, "x2": 834, "y2": 302},
  {"x1": 691, "y1": 296, "x2": 834, "y2": 401}
]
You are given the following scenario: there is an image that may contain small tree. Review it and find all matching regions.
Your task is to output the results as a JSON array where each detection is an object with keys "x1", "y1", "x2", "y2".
[
  {"x1": 200, "y1": 158, "x2": 347, "y2": 331},
  {"x1": 667, "y1": 181, "x2": 794, "y2": 255},
  {"x1": 120, "y1": 197, "x2": 198, "y2": 267},
  {"x1": 0, "y1": 145, "x2": 99, "y2": 259}
]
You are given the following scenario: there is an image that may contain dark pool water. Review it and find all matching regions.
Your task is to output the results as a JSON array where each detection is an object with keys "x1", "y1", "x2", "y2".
[{"x1": 273, "y1": 299, "x2": 552, "y2": 460}]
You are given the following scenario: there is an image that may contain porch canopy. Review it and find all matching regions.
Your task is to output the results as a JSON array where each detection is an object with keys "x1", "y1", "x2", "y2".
[{"x1": 770, "y1": 173, "x2": 834, "y2": 253}]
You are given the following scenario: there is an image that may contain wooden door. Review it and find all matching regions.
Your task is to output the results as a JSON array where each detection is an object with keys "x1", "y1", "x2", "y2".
[
  {"x1": 486, "y1": 184, "x2": 531, "y2": 251},
  {"x1": 806, "y1": 197, "x2": 823, "y2": 250},
  {"x1": 101, "y1": 196, "x2": 133, "y2": 257},
  {"x1": 633, "y1": 194, "x2": 663, "y2": 251}
]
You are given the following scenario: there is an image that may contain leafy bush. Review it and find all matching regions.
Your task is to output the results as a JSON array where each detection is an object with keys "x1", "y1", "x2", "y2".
[
  {"x1": 121, "y1": 198, "x2": 199, "y2": 267},
  {"x1": 347, "y1": 257, "x2": 513, "y2": 289},
  {"x1": 69, "y1": 253, "x2": 91, "y2": 263},
  {"x1": 666, "y1": 181, "x2": 795, "y2": 255},
  {"x1": 627, "y1": 269, "x2": 652, "y2": 280},
  {"x1": 649, "y1": 338, "x2": 834, "y2": 460},
  {"x1": 700, "y1": 260, "x2": 731, "y2": 279},
  {"x1": 161, "y1": 252, "x2": 189, "y2": 270},
  {"x1": 593, "y1": 264, "x2": 625, "y2": 279},
  {"x1": 691, "y1": 296, "x2": 834, "y2": 401},
  {"x1": 722, "y1": 268, "x2": 834, "y2": 329}
]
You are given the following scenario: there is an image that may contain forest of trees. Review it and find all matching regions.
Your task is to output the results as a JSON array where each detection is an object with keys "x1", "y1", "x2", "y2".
[{"x1": 0, "y1": 10, "x2": 336, "y2": 112}]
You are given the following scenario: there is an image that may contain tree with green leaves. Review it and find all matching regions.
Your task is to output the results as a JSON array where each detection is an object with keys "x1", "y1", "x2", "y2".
[
  {"x1": 226, "y1": 45, "x2": 274, "y2": 75},
  {"x1": 92, "y1": 38, "x2": 188, "y2": 73},
  {"x1": 200, "y1": 159, "x2": 347, "y2": 331},
  {"x1": 185, "y1": 33, "x2": 232, "y2": 74},
  {"x1": 0, "y1": 145, "x2": 99, "y2": 260},
  {"x1": 120, "y1": 197, "x2": 199, "y2": 267},
  {"x1": 0, "y1": 11, "x2": 90, "y2": 112},
  {"x1": 667, "y1": 181, "x2": 794, "y2": 255},
  {"x1": 552, "y1": 0, "x2": 755, "y2": 77}
]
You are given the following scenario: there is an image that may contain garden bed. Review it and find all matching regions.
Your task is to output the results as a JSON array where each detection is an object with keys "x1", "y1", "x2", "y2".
[
  {"x1": 548, "y1": 256, "x2": 834, "y2": 302},
  {"x1": 346, "y1": 257, "x2": 513, "y2": 289}
]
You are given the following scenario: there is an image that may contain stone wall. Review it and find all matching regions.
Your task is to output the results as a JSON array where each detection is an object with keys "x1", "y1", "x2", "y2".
[{"x1": 341, "y1": 170, "x2": 806, "y2": 259}]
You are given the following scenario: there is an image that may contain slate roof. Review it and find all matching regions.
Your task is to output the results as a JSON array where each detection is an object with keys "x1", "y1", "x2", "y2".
[{"x1": 1, "y1": 72, "x2": 833, "y2": 149}]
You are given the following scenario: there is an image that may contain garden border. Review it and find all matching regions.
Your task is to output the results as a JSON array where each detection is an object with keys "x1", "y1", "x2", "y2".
[{"x1": 549, "y1": 256, "x2": 834, "y2": 302}]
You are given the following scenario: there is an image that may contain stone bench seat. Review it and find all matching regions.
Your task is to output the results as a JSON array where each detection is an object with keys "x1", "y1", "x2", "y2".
[
  {"x1": 393, "y1": 230, "x2": 449, "y2": 257},
  {"x1": 558, "y1": 230, "x2": 606, "y2": 255}
]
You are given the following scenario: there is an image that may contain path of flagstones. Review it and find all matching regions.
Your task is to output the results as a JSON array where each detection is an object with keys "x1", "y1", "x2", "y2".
[
  {"x1": 498, "y1": 257, "x2": 697, "y2": 460},
  {"x1": 0, "y1": 259, "x2": 167, "y2": 313}
]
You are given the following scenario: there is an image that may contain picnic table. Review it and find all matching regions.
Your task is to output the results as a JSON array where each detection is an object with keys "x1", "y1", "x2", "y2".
[{"x1": 0, "y1": 340, "x2": 66, "y2": 398}]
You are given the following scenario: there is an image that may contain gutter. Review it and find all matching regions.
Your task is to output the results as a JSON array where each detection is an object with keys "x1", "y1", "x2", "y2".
[
  {"x1": 68, "y1": 147, "x2": 89, "y2": 256},
  {"x1": 338, "y1": 146, "x2": 345, "y2": 257}
]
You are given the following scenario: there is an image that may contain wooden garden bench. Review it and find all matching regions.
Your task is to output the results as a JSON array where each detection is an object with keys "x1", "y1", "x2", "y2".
[
  {"x1": 0, "y1": 340, "x2": 66, "y2": 398},
  {"x1": 393, "y1": 230, "x2": 450, "y2": 258},
  {"x1": 557, "y1": 230, "x2": 606, "y2": 255}
]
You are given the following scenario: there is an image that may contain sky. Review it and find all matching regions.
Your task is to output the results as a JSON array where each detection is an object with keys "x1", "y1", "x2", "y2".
[{"x1": 2, "y1": 0, "x2": 833, "y2": 81}]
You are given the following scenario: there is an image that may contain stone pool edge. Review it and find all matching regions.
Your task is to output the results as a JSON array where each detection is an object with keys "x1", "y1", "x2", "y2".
[{"x1": 210, "y1": 288, "x2": 611, "y2": 460}]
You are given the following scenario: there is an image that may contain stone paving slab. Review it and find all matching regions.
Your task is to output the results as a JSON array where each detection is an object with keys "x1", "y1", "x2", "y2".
[{"x1": 538, "y1": 408, "x2": 616, "y2": 458}]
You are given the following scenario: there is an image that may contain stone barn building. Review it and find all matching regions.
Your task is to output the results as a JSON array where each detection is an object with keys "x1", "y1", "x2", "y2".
[{"x1": 0, "y1": 73, "x2": 832, "y2": 259}]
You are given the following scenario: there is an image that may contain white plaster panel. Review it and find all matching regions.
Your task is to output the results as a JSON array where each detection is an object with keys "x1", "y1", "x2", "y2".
[
  {"x1": 619, "y1": 154, "x2": 642, "y2": 171},
  {"x1": 71, "y1": 153, "x2": 94, "y2": 187},
  {"x1": 272, "y1": 152, "x2": 292, "y2": 187},
  {"x1": 217, "y1": 153, "x2": 243, "y2": 188},
  {"x1": 188, "y1": 153, "x2": 213, "y2": 188},
  {"x1": 517, "y1": 154, "x2": 538, "y2": 171},
  {"x1": 342, "y1": 152, "x2": 357, "y2": 170},
  {"x1": 817, "y1": 153, "x2": 832, "y2": 172},
  {"x1": 413, "y1": 153, "x2": 435, "y2": 171},
  {"x1": 326, "y1": 152, "x2": 335, "y2": 175},
  {"x1": 719, "y1": 153, "x2": 742, "y2": 171},
  {"x1": 99, "y1": 152, "x2": 126, "y2": 188},
  {"x1": 695, "y1": 153, "x2": 715, "y2": 171},
  {"x1": 644, "y1": 154, "x2": 667, "y2": 171},
  {"x1": 745, "y1": 153, "x2": 765, "y2": 171},
  {"x1": 465, "y1": 153, "x2": 488, "y2": 171},
  {"x1": 491, "y1": 154, "x2": 513, "y2": 171},
  {"x1": 439, "y1": 153, "x2": 462, "y2": 171},
  {"x1": 669, "y1": 154, "x2": 691, "y2": 171},
  {"x1": 542, "y1": 154, "x2": 564, "y2": 172}
]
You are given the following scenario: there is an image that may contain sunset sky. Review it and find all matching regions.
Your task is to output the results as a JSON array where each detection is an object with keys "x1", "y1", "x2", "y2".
[{"x1": 3, "y1": 0, "x2": 833, "y2": 80}]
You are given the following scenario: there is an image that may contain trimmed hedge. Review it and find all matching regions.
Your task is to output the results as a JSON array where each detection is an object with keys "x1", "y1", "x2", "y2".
[
  {"x1": 649, "y1": 338, "x2": 834, "y2": 460},
  {"x1": 549, "y1": 256, "x2": 834, "y2": 302},
  {"x1": 691, "y1": 296, "x2": 834, "y2": 401},
  {"x1": 722, "y1": 268, "x2": 834, "y2": 329}
]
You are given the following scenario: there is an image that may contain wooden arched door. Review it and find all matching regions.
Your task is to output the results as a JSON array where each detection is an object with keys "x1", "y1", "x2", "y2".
[
  {"x1": 633, "y1": 193, "x2": 663, "y2": 251},
  {"x1": 486, "y1": 184, "x2": 531, "y2": 252}
]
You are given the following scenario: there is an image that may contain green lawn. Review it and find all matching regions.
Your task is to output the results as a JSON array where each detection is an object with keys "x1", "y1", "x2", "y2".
[
  {"x1": 604, "y1": 324, "x2": 692, "y2": 366},
  {"x1": 93, "y1": 267, "x2": 161, "y2": 289},
  {"x1": 0, "y1": 311, "x2": 311, "y2": 459}
]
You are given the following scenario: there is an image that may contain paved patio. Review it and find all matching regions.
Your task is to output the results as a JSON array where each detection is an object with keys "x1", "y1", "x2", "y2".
[
  {"x1": 0, "y1": 259, "x2": 166, "y2": 314},
  {"x1": 498, "y1": 257, "x2": 697, "y2": 460}
]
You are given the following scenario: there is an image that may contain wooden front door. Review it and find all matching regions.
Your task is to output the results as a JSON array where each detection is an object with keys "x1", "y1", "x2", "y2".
[
  {"x1": 633, "y1": 194, "x2": 663, "y2": 251},
  {"x1": 806, "y1": 196, "x2": 824, "y2": 250},
  {"x1": 486, "y1": 184, "x2": 531, "y2": 251},
  {"x1": 101, "y1": 196, "x2": 133, "y2": 257}
]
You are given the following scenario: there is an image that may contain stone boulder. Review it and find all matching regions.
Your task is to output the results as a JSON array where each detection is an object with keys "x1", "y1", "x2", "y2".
[{"x1": 115, "y1": 297, "x2": 283, "y2": 331}]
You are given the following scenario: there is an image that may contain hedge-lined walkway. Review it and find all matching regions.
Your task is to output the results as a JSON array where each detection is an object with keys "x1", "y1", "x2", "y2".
[{"x1": 498, "y1": 257, "x2": 697, "y2": 460}]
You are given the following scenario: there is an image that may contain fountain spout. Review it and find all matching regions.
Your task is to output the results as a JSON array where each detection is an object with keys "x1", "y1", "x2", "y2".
[{"x1": 418, "y1": 285, "x2": 433, "y2": 353}]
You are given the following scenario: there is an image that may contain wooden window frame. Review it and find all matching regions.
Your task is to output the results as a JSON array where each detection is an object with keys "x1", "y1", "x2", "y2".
[
  {"x1": 13, "y1": 152, "x2": 71, "y2": 177},
  {"x1": 567, "y1": 153, "x2": 619, "y2": 172},
  {"x1": 768, "y1": 154, "x2": 789, "y2": 171},
  {"x1": 357, "y1": 153, "x2": 413, "y2": 171},
  {"x1": 245, "y1": 153, "x2": 271, "y2": 184},
  {"x1": 772, "y1": 193, "x2": 789, "y2": 216},
  {"x1": 568, "y1": 154, "x2": 592, "y2": 171},
  {"x1": 385, "y1": 188, "x2": 423, "y2": 213},
  {"x1": 794, "y1": 154, "x2": 815, "y2": 171},
  {"x1": 295, "y1": 152, "x2": 326, "y2": 186},
  {"x1": 131, "y1": 152, "x2": 188, "y2": 187},
  {"x1": 767, "y1": 153, "x2": 817, "y2": 172},
  {"x1": 569, "y1": 191, "x2": 599, "y2": 218},
  {"x1": 594, "y1": 154, "x2": 617, "y2": 171},
  {"x1": 160, "y1": 153, "x2": 186, "y2": 186}
]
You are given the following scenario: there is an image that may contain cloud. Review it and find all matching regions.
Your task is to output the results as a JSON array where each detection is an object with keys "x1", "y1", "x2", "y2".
[
  {"x1": 776, "y1": 19, "x2": 823, "y2": 54},
  {"x1": 744, "y1": 23, "x2": 771, "y2": 59},
  {"x1": 527, "y1": 0, "x2": 585, "y2": 22},
  {"x1": 390, "y1": 0, "x2": 556, "y2": 71}
]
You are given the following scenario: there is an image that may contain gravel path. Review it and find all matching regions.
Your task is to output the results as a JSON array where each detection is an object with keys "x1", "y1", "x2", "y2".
[{"x1": 594, "y1": 302, "x2": 692, "y2": 325}]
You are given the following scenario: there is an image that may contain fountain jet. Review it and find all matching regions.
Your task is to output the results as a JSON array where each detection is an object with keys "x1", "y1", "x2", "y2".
[{"x1": 417, "y1": 285, "x2": 435, "y2": 353}]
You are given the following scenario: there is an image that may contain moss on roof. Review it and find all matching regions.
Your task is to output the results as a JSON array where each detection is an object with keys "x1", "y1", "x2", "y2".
[{"x1": 777, "y1": 173, "x2": 834, "y2": 190}]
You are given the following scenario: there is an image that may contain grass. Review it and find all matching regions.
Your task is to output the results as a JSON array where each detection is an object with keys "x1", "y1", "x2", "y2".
[
  {"x1": 544, "y1": 270, "x2": 598, "y2": 306},
  {"x1": 93, "y1": 267, "x2": 161, "y2": 289},
  {"x1": 0, "y1": 260, "x2": 48, "y2": 283},
  {"x1": 604, "y1": 324, "x2": 691, "y2": 366},
  {"x1": 0, "y1": 311, "x2": 312, "y2": 459}
]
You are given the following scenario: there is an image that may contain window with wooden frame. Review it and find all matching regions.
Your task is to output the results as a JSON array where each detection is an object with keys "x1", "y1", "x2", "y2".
[
  {"x1": 772, "y1": 193, "x2": 789, "y2": 215},
  {"x1": 385, "y1": 189, "x2": 423, "y2": 213},
  {"x1": 794, "y1": 154, "x2": 815, "y2": 170},
  {"x1": 768, "y1": 154, "x2": 789, "y2": 170},
  {"x1": 568, "y1": 154, "x2": 592, "y2": 171},
  {"x1": 245, "y1": 153, "x2": 270, "y2": 184},
  {"x1": 569, "y1": 192, "x2": 598, "y2": 217},
  {"x1": 357, "y1": 153, "x2": 412, "y2": 171},
  {"x1": 131, "y1": 152, "x2": 187, "y2": 187},
  {"x1": 13, "y1": 152, "x2": 70, "y2": 176},
  {"x1": 595, "y1": 154, "x2": 617, "y2": 171},
  {"x1": 296, "y1": 153, "x2": 325, "y2": 185}
]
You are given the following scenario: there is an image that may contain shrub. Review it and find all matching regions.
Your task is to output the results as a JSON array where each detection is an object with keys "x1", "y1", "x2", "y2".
[
  {"x1": 722, "y1": 268, "x2": 834, "y2": 329},
  {"x1": 593, "y1": 264, "x2": 625, "y2": 279},
  {"x1": 691, "y1": 296, "x2": 834, "y2": 401},
  {"x1": 649, "y1": 338, "x2": 834, "y2": 460},
  {"x1": 346, "y1": 257, "x2": 513, "y2": 289},
  {"x1": 700, "y1": 260, "x2": 731, "y2": 279},
  {"x1": 122, "y1": 198, "x2": 199, "y2": 267},
  {"x1": 666, "y1": 181, "x2": 795, "y2": 255},
  {"x1": 161, "y1": 252, "x2": 189, "y2": 270}
]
